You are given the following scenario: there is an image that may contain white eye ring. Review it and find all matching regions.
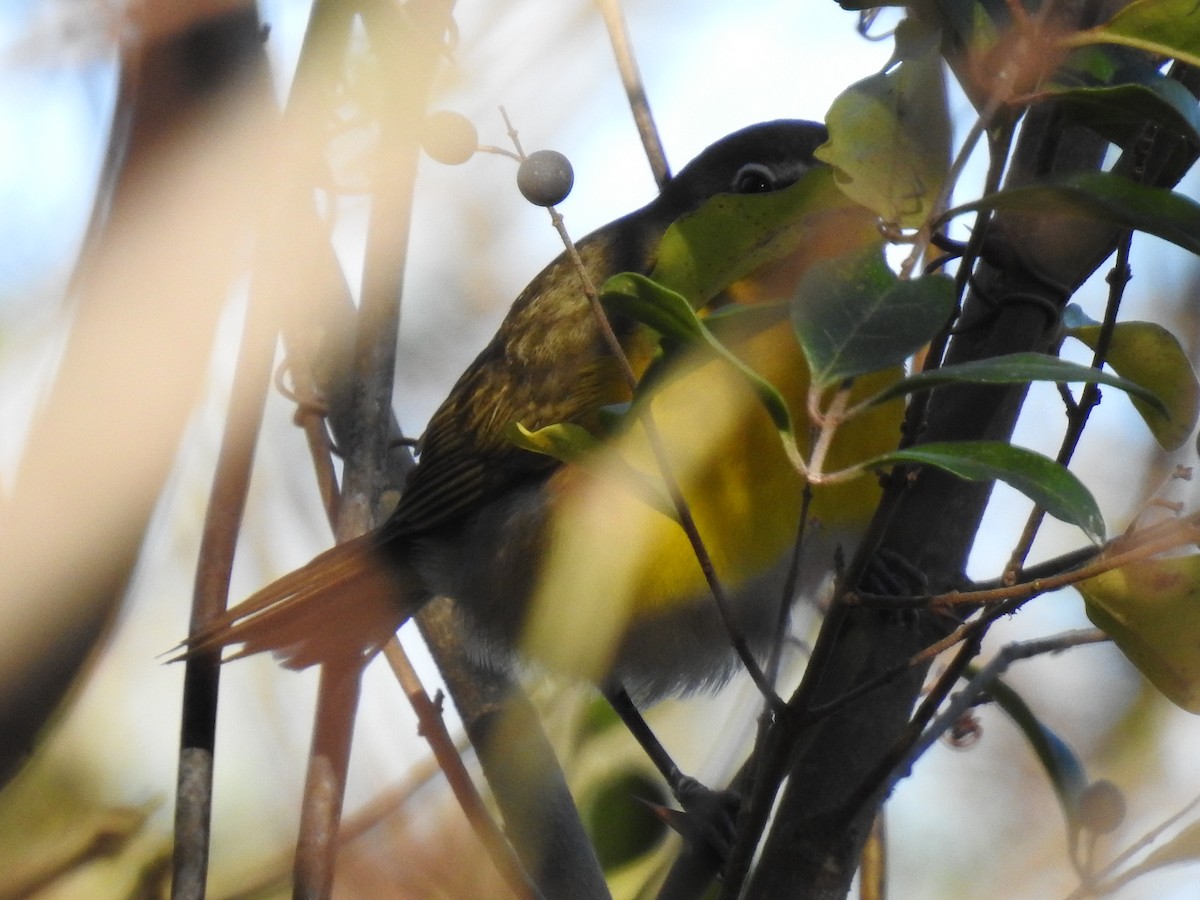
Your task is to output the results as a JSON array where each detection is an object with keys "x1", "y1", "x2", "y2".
[{"x1": 732, "y1": 163, "x2": 778, "y2": 194}]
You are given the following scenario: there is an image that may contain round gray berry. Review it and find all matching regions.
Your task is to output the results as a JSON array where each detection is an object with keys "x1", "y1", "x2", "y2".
[{"x1": 517, "y1": 150, "x2": 574, "y2": 206}]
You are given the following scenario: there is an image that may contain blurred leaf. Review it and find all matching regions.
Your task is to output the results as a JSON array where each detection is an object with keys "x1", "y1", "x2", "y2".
[
  {"x1": 872, "y1": 351, "x2": 1166, "y2": 413},
  {"x1": 1079, "y1": 555, "x2": 1200, "y2": 713},
  {"x1": 648, "y1": 167, "x2": 876, "y2": 309},
  {"x1": 584, "y1": 770, "x2": 668, "y2": 871},
  {"x1": 817, "y1": 31, "x2": 951, "y2": 227},
  {"x1": 1066, "y1": 320, "x2": 1200, "y2": 450},
  {"x1": 791, "y1": 243, "x2": 955, "y2": 388},
  {"x1": 946, "y1": 173, "x2": 1200, "y2": 256},
  {"x1": 988, "y1": 676, "x2": 1090, "y2": 826},
  {"x1": 577, "y1": 694, "x2": 623, "y2": 741},
  {"x1": 1067, "y1": 0, "x2": 1200, "y2": 69},
  {"x1": 1056, "y1": 43, "x2": 1125, "y2": 84},
  {"x1": 871, "y1": 441, "x2": 1105, "y2": 541},
  {"x1": 509, "y1": 420, "x2": 674, "y2": 518},
  {"x1": 1, "y1": 803, "x2": 157, "y2": 900}
]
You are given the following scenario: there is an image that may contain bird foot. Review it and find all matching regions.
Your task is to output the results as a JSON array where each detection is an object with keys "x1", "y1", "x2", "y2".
[{"x1": 650, "y1": 774, "x2": 741, "y2": 861}]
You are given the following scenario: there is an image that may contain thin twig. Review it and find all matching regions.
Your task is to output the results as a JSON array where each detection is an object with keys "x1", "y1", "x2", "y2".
[
  {"x1": 595, "y1": 0, "x2": 671, "y2": 188},
  {"x1": 805, "y1": 381, "x2": 854, "y2": 481},
  {"x1": 227, "y1": 754, "x2": 467, "y2": 898},
  {"x1": 1004, "y1": 230, "x2": 1134, "y2": 580},
  {"x1": 173, "y1": 249, "x2": 280, "y2": 900},
  {"x1": 289, "y1": 1, "x2": 455, "y2": 895},
  {"x1": 845, "y1": 512, "x2": 1200, "y2": 615},
  {"x1": 294, "y1": 661, "x2": 362, "y2": 900},
  {"x1": 767, "y1": 485, "x2": 816, "y2": 689},
  {"x1": 867, "y1": 629, "x2": 1109, "y2": 813},
  {"x1": 383, "y1": 640, "x2": 537, "y2": 900},
  {"x1": 839, "y1": 629, "x2": 1111, "y2": 834},
  {"x1": 799, "y1": 536, "x2": 1113, "y2": 731},
  {"x1": 902, "y1": 61, "x2": 1007, "y2": 278},
  {"x1": 171, "y1": 20, "x2": 281, "y2": 900},
  {"x1": 929, "y1": 518, "x2": 1200, "y2": 608},
  {"x1": 282, "y1": 0, "x2": 368, "y2": 893},
  {"x1": 276, "y1": 360, "x2": 343, "y2": 522}
]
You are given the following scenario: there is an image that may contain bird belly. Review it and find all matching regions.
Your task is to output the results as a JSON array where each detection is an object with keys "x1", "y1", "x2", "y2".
[
  {"x1": 515, "y1": 321, "x2": 901, "y2": 698},
  {"x1": 418, "y1": 320, "x2": 902, "y2": 703}
]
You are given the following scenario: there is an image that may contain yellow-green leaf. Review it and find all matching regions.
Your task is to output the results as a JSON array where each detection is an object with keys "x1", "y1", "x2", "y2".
[
  {"x1": 507, "y1": 421, "x2": 600, "y2": 462},
  {"x1": 1079, "y1": 556, "x2": 1200, "y2": 713},
  {"x1": 1067, "y1": 319, "x2": 1200, "y2": 451},
  {"x1": 816, "y1": 34, "x2": 951, "y2": 227},
  {"x1": 1067, "y1": 0, "x2": 1200, "y2": 70}
]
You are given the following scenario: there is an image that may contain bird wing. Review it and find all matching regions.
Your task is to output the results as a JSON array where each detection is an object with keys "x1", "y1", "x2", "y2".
[
  {"x1": 385, "y1": 230, "x2": 650, "y2": 538},
  {"x1": 386, "y1": 330, "x2": 635, "y2": 538}
]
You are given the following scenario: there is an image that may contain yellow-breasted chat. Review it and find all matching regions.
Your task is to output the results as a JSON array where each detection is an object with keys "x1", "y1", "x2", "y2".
[{"x1": 182, "y1": 119, "x2": 903, "y2": 711}]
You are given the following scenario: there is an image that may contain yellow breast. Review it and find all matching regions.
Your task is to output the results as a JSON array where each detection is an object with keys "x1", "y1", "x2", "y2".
[{"x1": 521, "y1": 315, "x2": 904, "y2": 683}]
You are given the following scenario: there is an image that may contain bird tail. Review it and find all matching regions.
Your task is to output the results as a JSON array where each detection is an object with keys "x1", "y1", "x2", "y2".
[{"x1": 175, "y1": 530, "x2": 424, "y2": 670}]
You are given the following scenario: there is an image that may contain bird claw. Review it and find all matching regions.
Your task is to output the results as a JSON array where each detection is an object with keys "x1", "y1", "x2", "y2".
[{"x1": 641, "y1": 775, "x2": 741, "y2": 860}]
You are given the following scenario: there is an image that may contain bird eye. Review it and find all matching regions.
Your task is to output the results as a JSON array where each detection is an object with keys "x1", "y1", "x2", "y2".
[{"x1": 732, "y1": 163, "x2": 778, "y2": 194}]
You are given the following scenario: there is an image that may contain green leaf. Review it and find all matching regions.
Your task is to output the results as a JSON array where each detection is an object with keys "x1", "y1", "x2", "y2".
[
  {"x1": 1079, "y1": 555, "x2": 1200, "y2": 713},
  {"x1": 601, "y1": 273, "x2": 801, "y2": 465},
  {"x1": 791, "y1": 243, "x2": 956, "y2": 388},
  {"x1": 648, "y1": 167, "x2": 876, "y2": 310},
  {"x1": 601, "y1": 272, "x2": 706, "y2": 344},
  {"x1": 945, "y1": 172, "x2": 1200, "y2": 256},
  {"x1": 871, "y1": 351, "x2": 1167, "y2": 413},
  {"x1": 1067, "y1": 0, "x2": 1200, "y2": 69},
  {"x1": 1039, "y1": 71, "x2": 1200, "y2": 149},
  {"x1": 817, "y1": 32, "x2": 951, "y2": 227},
  {"x1": 1067, "y1": 321, "x2": 1200, "y2": 451},
  {"x1": 988, "y1": 676, "x2": 1090, "y2": 826},
  {"x1": 870, "y1": 441, "x2": 1105, "y2": 542}
]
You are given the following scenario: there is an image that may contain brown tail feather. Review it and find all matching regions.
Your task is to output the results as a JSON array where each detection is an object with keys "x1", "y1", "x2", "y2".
[{"x1": 177, "y1": 531, "x2": 425, "y2": 670}]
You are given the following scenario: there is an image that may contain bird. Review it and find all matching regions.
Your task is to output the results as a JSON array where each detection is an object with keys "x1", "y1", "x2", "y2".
[{"x1": 181, "y1": 119, "x2": 903, "y2": 710}]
